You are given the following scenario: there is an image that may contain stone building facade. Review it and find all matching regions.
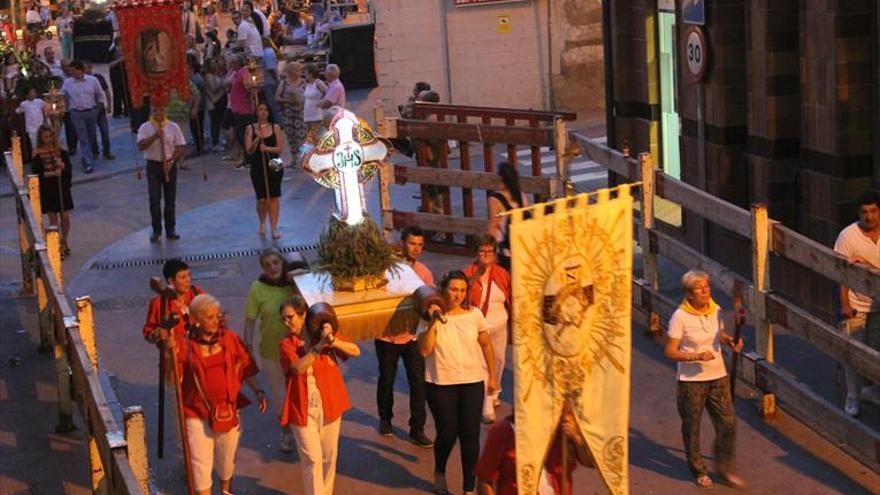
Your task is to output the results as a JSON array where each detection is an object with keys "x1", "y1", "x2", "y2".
[
  {"x1": 373, "y1": 0, "x2": 605, "y2": 120},
  {"x1": 607, "y1": 0, "x2": 878, "y2": 318}
]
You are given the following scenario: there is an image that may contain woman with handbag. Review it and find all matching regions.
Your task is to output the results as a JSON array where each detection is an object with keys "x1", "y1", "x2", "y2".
[
  {"x1": 244, "y1": 102, "x2": 286, "y2": 239},
  {"x1": 174, "y1": 294, "x2": 268, "y2": 495},
  {"x1": 486, "y1": 162, "x2": 528, "y2": 271},
  {"x1": 279, "y1": 297, "x2": 361, "y2": 495}
]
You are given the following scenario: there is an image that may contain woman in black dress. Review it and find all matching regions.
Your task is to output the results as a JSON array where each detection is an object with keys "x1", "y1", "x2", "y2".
[
  {"x1": 31, "y1": 124, "x2": 74, "y2": 257},
  {"x1": 244, "y1": 102, "x2": 285, "y2": 239}
]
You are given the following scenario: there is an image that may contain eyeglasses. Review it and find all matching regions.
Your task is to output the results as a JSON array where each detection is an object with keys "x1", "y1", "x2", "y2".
[{"x1": 478, "y1": 249, "x2": 496, "y2": 255}]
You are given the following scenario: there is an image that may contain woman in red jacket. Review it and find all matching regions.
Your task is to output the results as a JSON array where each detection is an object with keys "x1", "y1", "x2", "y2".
[
  {"x1": 463, "y1": 235, "x2": 512, "y2": 425},
  {"x1": 175, "y1": 293, "x2": 267, "y2": 495},
  {"x1": 279, "y1": 296, "x2": 361, "y2": 495}
]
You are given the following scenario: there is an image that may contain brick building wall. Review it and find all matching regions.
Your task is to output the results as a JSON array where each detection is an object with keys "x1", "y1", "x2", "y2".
[
  {"x1": 607, "y1": 0, "x2": 878, "y2": 320},
  {"x1": 374, "y1": 0, "x2": 605, "y2": 118}
]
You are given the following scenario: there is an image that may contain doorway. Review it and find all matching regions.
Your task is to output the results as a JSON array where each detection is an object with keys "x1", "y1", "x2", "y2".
[{"x1": 658, "y1": 11, "x2": 681, "y2": 179}]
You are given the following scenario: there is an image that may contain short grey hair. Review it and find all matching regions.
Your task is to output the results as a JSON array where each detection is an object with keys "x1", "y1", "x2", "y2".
[
  {"x1": 681, "y1": 270, "x2": 710, "y2": 291},
  {"x1": 190, "y1": 293, "x2": 220, "y2": 319},
  {"x1": 325, "y1": 63, "x2": 340, "y2": 76}
]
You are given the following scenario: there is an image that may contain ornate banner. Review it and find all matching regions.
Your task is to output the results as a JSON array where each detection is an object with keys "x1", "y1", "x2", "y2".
[
  {"x1": 510, "y1": 186, "x2": 632, "y2": 495},
  {"x1": 115, "y1": 0, "x2": 189, "y2": 108}
]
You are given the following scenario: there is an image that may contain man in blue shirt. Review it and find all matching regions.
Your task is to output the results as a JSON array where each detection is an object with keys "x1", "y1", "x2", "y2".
[{"x1": 61, "y1": 60, "x2": 107, "y2": 173}]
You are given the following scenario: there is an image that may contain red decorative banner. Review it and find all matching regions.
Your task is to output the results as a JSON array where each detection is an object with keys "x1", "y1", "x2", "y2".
[{"x1": 115, "y1": 0, "x2": 189, "y2": 108}]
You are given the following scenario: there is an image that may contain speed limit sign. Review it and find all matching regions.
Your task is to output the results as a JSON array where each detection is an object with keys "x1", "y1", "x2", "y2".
[{"x1": 684, "y1": 26, "x2": 708, "y2": 82}]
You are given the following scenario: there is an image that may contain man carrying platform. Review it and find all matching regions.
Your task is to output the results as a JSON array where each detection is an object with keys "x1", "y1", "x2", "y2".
[{"x1": 374, "y1": 226, "x2": 434, "y2": 448}]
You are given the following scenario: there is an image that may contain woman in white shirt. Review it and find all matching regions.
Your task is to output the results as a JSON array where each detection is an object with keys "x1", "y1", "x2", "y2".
[
  {"x1": 665, "y1": 270, "x2": 745, "y2": 490},
  {"x1": 302, "y1": 63, "x2": 326, "y2": 138},
  {"x1": 418, "y1": 271, "x2": 498, "y2": 495}
]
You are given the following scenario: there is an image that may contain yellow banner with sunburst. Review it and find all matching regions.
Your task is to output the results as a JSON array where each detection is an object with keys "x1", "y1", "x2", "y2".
[{"x1": 510, "y1": 185, "x2": 632, "y2": 495}]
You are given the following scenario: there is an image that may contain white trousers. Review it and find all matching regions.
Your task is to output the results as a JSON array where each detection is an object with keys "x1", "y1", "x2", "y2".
[
  {"x1": 259, "y1": 355, "x2": 286, "y2": 419},
  {"x1": 483, "y1": 322, "x2": 507, "y2": 416},
  {"x1": 185, "y1": 418, "x2": 241, "y2": 492},
  {"x1": 291, "y1": 375, "x2": 342, "y2": 495}
]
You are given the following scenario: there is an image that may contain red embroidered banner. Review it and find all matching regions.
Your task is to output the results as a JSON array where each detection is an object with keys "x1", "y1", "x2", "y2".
[{"x1": 115, "y1": 0, "x2": 189, "y2": 108}]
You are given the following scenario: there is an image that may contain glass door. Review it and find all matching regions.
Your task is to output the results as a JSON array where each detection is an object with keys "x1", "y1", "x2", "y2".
[{"x1": 658, "y1": 11, "x2": 681, "y2": 179}]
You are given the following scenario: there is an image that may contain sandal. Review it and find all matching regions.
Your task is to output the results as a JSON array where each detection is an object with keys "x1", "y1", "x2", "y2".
[
  {"x1": 718, "y1": 473, "x2": 747, "y2": 490},
  {"x1": 272, "y1": 231, "x2": 281, "y2": 240},
  {"x1": 694, "y1": 475, "x2": 714, "y2": 489}
]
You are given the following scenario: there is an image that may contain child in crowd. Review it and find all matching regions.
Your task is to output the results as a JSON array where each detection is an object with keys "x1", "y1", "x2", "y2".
[{"x1": 16, "y1": 86, "x2": 47, "y2": 150}]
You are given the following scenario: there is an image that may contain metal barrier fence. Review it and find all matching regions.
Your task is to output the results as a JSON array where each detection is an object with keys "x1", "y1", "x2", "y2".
[
  {"x1": 571, "y1": 131, "x2": 880, "y2": 474},
  {"x1": 4, "y1": 136, "x2": 150, "y2": 494}
]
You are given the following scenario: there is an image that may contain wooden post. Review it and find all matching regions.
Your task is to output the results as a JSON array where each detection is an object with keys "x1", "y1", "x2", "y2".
[
  {"x1": 379, "y1": 162, "x2": 394, "y2": 240},
  {"x1": 124, "y1": 406, "x2": 151, "y2": 494},
  {"x1": 36, "y1": 277, "x2": 53, "y2": 353},
  {"x1": 54, "y1": 321, "x2": 75, "y2": 432},
  {"x1": 638, "y1": 153, "x2": 660, "y2": 337},
  {"x1": 89, "y1": 436, "x2": 108, "y2": 494},
  {"x1": 751, "y1": 203, "x2": 775, "y2": 417},
  {"x1": 554, "y1": 118, "x2": 567, "y2": 200},
  {"x1": 46, "y1": 227, "x2": 63, "y2": 289},
  {"x1": 639, "y1": 153, "x2": 658, "y2": 288},
  {"x1": 9, "y1": 144, "x2": 34, "y2": 295},
  {"x1": 751, "y1": 204, "x2": 772, "y2": 361},
  {"x1": 17, "y1": 212, "x2": 34, "y2": 295},
  {"x1": 27, "y1": 175, "x2": 44, "y2": 234},
  {"x1": 373, "y1": 104, "x2": 386, "y2": 136},
  {"x1": 11, "y1": 134, "x2": 24, "y2": 184},
  {"x1": 76, "y1": 297, "x2": 98, "y2": 370}
]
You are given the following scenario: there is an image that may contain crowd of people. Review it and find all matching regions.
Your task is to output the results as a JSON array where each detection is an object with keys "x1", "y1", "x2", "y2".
[
  {"x1": 7, "y1": 1, "x2": 878, "y2": 493},
  {"x1": 12, "y1": 0, "x2": 355, "y2": 252}
]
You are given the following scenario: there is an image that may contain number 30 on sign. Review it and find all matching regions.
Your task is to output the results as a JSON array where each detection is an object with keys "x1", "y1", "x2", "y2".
[{"x1": 684, "y1": 25, "x2": 708, "y2": 82}]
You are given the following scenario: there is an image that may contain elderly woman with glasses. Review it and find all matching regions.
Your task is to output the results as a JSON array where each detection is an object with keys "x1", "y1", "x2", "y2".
[
  {"x1": 665, "y1": 270, "x2": 745, "y2": 490},
  {"x1": 174, "y1": 293, "x2": 267, "y2": 495},
  {"x1": 462, "y1": 235, "x2": 511, "y2": 425},
  {"x1": 278, "y1": 296, "x2": 360, "y2": 495}
]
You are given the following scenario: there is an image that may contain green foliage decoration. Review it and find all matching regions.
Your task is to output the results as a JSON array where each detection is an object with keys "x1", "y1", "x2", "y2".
[{"x1": 315, "y1": 215, "x2": 400, "y2": 282}]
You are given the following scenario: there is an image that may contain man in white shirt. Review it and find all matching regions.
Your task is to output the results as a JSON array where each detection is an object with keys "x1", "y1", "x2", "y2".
[
  {"x1": 136, "y1": 105, "x2": 187, "y2": 243},
  {"x1": 834, "y1": 191, "x2": 880, "y2": 417},
  {"x1": 42, "y1": 47, "x2": 64, "y2": 78},
  {"x1": 233, "y1": 10, "x2": 263, "y2": 59},
  {"x1": 241, "y1": 1, "x2": 269, "y2": 37}
]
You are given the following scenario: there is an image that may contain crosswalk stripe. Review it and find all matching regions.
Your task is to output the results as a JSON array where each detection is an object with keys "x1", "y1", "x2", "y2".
[
  {"x1": 515, "y1": 147, "x2": 551, "y2": 157},
  {"x1": 540, "y1": 161, "x2": 601, "y2": 175},
  {"x1": 569, "y1": 171, "x2": 607, "y2": 183}
]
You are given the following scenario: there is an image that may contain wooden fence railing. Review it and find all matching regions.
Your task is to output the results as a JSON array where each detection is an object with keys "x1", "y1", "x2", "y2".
[
  {"x1": 376, "y1": 103, "x2": 575, "y2": 251},
  {"x1": 4, "y1": 137, "x2": 150, "y2": 494},
  {"x1": 571, "y1": 131, "x2": 880, "y2": 473}
]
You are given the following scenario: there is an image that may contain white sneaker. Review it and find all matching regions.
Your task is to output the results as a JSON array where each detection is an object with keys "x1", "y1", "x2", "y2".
[
  {"x1": 844, "y1": 396, "x2": 860, "y2": 417},
  {"x1": 860, "y1": 386, "x2": 880, "y2": 407}
]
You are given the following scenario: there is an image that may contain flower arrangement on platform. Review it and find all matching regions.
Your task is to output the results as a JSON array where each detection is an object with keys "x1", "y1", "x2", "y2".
[{"x1": 315, "y1": 215, "x2": 400, "y2": 291}]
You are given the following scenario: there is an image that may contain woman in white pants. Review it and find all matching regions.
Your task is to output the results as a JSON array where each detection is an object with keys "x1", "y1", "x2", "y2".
[
  {"x1": 463, "y1": 235, "x2": 511, "y2": 424},
  {"x1": 279, "y1": 296, "x2": 360, "y2": 495},
  {"x1": 174, "y1": 294, "x2": 268, "y2": 495}
]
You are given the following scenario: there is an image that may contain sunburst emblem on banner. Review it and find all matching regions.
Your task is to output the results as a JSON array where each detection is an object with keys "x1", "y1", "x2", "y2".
[{"x1": 514, "y1": 206, "x2": 630, "y2": 401}]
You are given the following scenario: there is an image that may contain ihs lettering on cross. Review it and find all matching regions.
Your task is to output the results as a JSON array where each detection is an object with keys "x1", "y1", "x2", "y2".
[{"x1": 300, "y1": 108, "x2": 390, "y2": 225}]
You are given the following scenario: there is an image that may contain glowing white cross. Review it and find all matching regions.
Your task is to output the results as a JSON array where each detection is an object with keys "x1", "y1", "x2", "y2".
[{"x1": 301, "y1": 109, "x2": 389, "y2": 225}]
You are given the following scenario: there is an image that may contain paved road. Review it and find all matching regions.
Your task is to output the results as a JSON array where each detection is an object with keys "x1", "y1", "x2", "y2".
[{"x1": 2, "y1": 92, "x2": 880, "y2": 494}]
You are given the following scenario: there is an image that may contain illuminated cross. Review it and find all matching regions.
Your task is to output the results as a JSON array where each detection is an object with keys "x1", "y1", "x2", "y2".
[{"x1": 301, "y1": 109, "x2": 390, "y2": 225}]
